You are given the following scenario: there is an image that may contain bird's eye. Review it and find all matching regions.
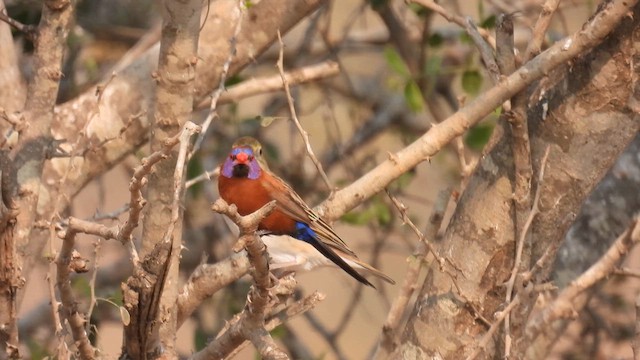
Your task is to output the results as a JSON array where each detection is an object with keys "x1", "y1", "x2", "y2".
[{"x1": 258, "y1": 147, "x2": 263, "y2": 155}]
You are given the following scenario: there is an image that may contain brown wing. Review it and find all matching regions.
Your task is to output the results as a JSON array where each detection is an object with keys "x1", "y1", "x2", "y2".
[{"x1": 260, "y1": 170, "x2": 358, "y2": 258}]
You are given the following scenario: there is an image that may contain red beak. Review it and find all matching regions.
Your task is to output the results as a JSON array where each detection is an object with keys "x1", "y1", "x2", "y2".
[{"x1": 235, "y1": 151, "x2": 249, "y2": 164}]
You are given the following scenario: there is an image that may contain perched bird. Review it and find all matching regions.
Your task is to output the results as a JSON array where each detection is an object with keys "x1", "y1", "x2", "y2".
[{"x1": 218, "y1": 137, "x2": 394, "y2": 287}]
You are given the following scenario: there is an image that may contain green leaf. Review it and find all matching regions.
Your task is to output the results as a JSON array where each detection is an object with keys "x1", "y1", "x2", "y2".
[
  {"x1": 462, "y1": 70, "x2": 483, "y2": 95},
  {"x1": 341, "y1": 211, "x2": 370, "y2": 225},
  {"x1": 404, "y1": 81, "x2": 425, "y2": 112},
  {"x1": 480, "y1": 14, "x2": 497, "y2": 29},
  {"x1": 373, "y1": 201, "x2": 392, "y2": 226},
  {"x1": 384, "y1": 47, "x2": 410, "y2": 77},
  {"x1": 424, "y1": 56, "x2": 442, "y2": 78},
  {"x1": 187, "y1": 157, "x2": 204, "y2": 196},
  {"x1": 258, "y1": 115, "x2": 287, "y2": 127},
  {"x1": 428, "y1": 33, "x2": 444, "y2": 47},
  {"x1": 119, "y1": 306, "x2": 131, "y2": 326},
  {"x1": 459, "y1": 32, "x2": 473, "y2": 44},
  {"x1": 464, "y1": 123, "x2": 494, "y2": 150},
  {"x1": 194, "y1": 328, "x2": 208, "y2": 351},
  {"x1": 224, "y1": 74, "x2": 244, "y2": 87},
  {"x1": 72, "y1": 277, "x2": 92, "y2": 299},
  {"x1": 390, "y1": 171, "x2": 416, "y2": 191},
  {"x1": 270, "y1": 325, "x2": 287, "y2": 339},
  {"x1": 407, "y1": 2, "x2": 429, "y2": 17},
  {"x1": 369, "y1": 0, "x2": 388, "y2": 10}
]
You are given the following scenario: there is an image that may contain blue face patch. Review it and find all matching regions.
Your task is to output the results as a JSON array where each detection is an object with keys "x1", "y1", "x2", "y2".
[{"x1": 221, "y1": 147, "x2": 262, "y2": 179}]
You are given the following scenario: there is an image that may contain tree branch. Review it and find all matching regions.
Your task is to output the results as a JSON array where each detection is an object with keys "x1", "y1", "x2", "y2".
[
  {"x1": 56, "y1": 228, "x2": 96, "y2": 359},
  {"x1": 315, "y1": 0, "x2": 638, "y2": 222},
  {"x1": 192, "y1": 199, "x2": 290, "y2": 359}
]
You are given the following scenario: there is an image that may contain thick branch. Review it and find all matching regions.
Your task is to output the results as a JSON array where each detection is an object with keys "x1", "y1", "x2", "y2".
[
  {"x1": 1, "y1": 0, "x2": 76, "y2": 353},
  {"x1": 316, "y1": 0, "x2": 638, "y2": 222}
]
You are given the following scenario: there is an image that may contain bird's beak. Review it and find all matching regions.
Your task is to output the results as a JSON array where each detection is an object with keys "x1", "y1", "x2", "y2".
[{"x1": 235, "y1": 151, "x2": 249, "y2": 164}]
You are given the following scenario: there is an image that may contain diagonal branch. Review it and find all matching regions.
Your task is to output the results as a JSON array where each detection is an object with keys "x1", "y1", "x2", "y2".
[{"x1": 314, "y1": 0, "x2": 638, "y2": 222}]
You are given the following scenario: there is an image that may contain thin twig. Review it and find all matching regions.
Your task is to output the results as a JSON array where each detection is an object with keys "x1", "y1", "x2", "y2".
[
  {"x1": 466, "y1": 295, "x2": 521, "y2": 360},
  {"x1": 162, "y1": 122, "x2": 200, "y2": 244},
  {"x1": 190, "y1": 0, "x2": 244, "y2": 157},
  {"x1": 465, "y1": 17, "x2": 500, "y2": 84},
  {"x1": 185, "y1": 167, "x2": 219, "y2": 189},
  {"x1": 56, "y1": 229, "x2": 96, "y2": 359},
  {"x1": 194, "y1": 60, "x2": 340, "y2": 110},
  {"x1": 0, "y1": 8, "x2": 36, "y2": 40},
  {"x1": 524, "y1": 0, "x2": 561, "y2": 62},
  {"x1": 385, "y1": 189, "x2": 489, "y2": 326},
  {"x1": 504, "y1": 146, "x2": 550, "y2": 357},
  {"x1": 410, "y1": 0, "x2": 496, "y2": 49},
  {"x1": 525, "y1": 217, "x2": 640, "y2": 344},
  {"x1": 277, "y1": 31, "x2": 334, "y2": 192},
  {"x1": 46, "y1": 258, "x2": 69, "y2": 359}
]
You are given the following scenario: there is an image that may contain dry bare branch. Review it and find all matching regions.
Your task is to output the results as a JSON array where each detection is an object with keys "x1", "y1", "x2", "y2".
[
  {"x1": 195, "y1": 60, "x2": 340, "y2": 110},
  {"x1": 525, "y1": 218, "x2": 640, "y2": 345},
  {"x1": 277, "y1": 31, "x2": 333, "y2": 192},
  {"x1": 316, "y1": 0, "x2": 637, "y2": 222},
  {"x1": 56, "y1": 228, "x2": 96, "y2": 359},
  {"x1": 192, "y1": 199, "x2": 290, "y2": 359}
]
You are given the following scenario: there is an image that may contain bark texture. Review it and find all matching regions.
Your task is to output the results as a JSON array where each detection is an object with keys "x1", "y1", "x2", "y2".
[{"x1": 395, "y1": 3, "x2": 640, "y2": 358}]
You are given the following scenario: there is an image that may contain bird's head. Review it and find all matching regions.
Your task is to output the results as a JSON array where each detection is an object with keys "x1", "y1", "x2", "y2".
[{"x1": 221, "y1": 137, "x2": 268, "y2": 180}]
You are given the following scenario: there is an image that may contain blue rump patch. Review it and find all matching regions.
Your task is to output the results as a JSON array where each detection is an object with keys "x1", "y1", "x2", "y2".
[{"x1": 294, "y1": 222, "x2": 317, "y2": 242}]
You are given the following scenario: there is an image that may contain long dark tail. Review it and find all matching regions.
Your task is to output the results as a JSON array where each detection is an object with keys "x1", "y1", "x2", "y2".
[{"x1": 307, "y1": 236, "x2": 375, "y2": 288}]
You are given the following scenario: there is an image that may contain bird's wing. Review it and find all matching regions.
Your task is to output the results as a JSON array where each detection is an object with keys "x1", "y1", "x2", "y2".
[{"x1": 260, "y1": 171, "x2": 358, "y2": 258}]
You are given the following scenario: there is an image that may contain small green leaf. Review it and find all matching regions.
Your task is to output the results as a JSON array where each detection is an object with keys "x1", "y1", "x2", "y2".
[
  {"x1": 71, "y1": 277, "x2": 92, "y2": 299},
  {"x1": 384, "y1": 47, "x2": 410, "y2": 77},
  {"x1": 270, "y1": 325, "x2": 287, "y2": 339},
  {"x1": 428, "y1": 33, "x2": 444, "y2": 47},
  {"x1": 480, "y1": 14, "x2": 497, "y2": 29},
  {"x1": 424, "y1": 56, "x2": 442, "y2": 78},
  {"x1": 407, "y1": 3, "x2": 429, "y2": 17},
  {"x1": 194, "y1": 328, "x2": 208, "y2": 351},
  {"x1": 462, "y1": 70, "x2": 483, "y2": 95},
  {"x1": 369, "y1": 0, "x2": 387, "y2": 10},
  {"x1": 390, "y1": 171, "x2": 416, "y2": 191},
  {"x1": 373, "y1": 202, "x2": 392, "y2": 226},
  {"x1": 257, "y1": 115, "x2": 286, "y2": 127},
  {"x1": 119, "y1": 306, "x2": 131, "y2": 326},
  {"x1": 224, "y1": 74, "x2": 244, "y2": 87},
  {"x1": 187, "y1": 157, "x2": 204, "y2": 196},
  {"x1": 459, "y1": 32, "x2": 473, "y2": 44},
  {"x1": 404, "y1": 81, "x2": 425, "y2": 112},
  {"x1": 341, "y1": 211, "x2": 369, "y2": 225},
  {"x1": 465, "y1": 123, "x2": 494, "y2": 150}
]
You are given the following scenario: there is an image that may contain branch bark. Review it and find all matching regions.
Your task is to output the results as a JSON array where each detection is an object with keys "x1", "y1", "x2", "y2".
[
  {"x1": 138, "y1": 0, "x2": 202, "y2": 356},
  {"x1": 394, "y1": 1, "x2": 640, "y2": 358},
  {"x1": 0, "y1": 0, "x2": 75, "y2": 355}
]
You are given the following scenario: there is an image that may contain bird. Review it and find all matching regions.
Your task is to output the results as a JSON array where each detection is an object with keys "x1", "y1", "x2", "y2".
[{"x1": 218, "y1": 136, "x2": 394, "y2": 287}]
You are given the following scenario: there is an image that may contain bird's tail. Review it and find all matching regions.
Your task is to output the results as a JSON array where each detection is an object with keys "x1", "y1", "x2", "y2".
[
  {"x1": 346, "y1": 258, "x2": 396, "y2": 285},
  {"x1": 307, "y1": 236, "x2": 376, "y2": 288}
]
